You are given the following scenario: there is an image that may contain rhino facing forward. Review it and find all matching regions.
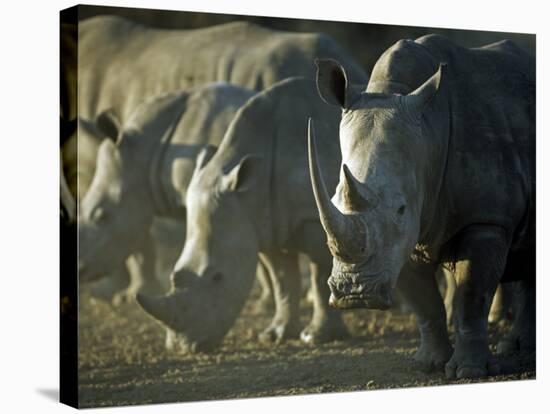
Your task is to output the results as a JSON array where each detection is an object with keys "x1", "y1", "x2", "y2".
[
  {"x1": 137, "y1": 77, "x2": 351, "y2": 351},
  {"x1": 309, "y1": 35, "x2": 534, "y2": 379}
]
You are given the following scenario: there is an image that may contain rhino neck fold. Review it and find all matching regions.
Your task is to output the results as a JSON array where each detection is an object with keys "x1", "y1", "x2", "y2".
[
  {"x1": 257, "y1": 128, "x2": 278, "y2": 252},
  {"x1": 417, "y1": 87, "x2": 452, "y2": 247},
  {"x1": 148, "y1": 115, "x2": 184, "y2": 218}
]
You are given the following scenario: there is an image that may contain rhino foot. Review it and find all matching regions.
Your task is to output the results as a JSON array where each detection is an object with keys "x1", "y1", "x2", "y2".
[
  {"x1": 259, "y1": 319, "x2": 301, "y2": 344},
  {"x1": 497, "y1": 284, "x2": 535, "y2": 356},
  {"x1": 300, "y1": 315, "x2": 349, "y2": 345},
  {"x1": 445, "y1": 337, "x2": 500, "y2": 379},
  {"x1": 497, "y1": 329, "x2": 535, "y2": 356},
  {"x1": 414, "y1": 335, "x2": 452, "y2": 373}
]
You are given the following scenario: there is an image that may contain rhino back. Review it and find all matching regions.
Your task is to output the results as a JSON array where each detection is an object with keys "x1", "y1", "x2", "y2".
[
  {"x1": 78, "y1": 16, "x2": 366, "y2": 123},
  {"x1": 366, "y1": 35, "x2": 534, "y2": 248},
  {"x1": 421, "y1": 35, "x2": 534, "y2": 245},
  {"x1": 160, "y1": 84, "x2": 255, "y2": 207}
]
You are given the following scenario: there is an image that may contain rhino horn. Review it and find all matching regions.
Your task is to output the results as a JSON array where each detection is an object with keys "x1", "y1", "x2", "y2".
[
  {"x1": 407, "y1": 63, "x2": 447, "y2": 113},
  {"x1": 341, "y1": 164, "x2": 378, "y2": 211},
  {"x1": 308, "y1": 118, "x2": 366, "y2": 259},
  {"x1": 136, "y1": 292, "x2": 178, "y2": 328}
]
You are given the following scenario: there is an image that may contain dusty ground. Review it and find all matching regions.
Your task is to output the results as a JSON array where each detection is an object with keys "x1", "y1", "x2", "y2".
[{"x1": 77, "y1": 284, "x2": 535, "y2": 408}]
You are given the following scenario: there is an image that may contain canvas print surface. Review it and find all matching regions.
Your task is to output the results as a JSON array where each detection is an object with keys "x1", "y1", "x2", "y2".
[{"x1": 60, "y1": 4, "x2": 536, "y2": 408}]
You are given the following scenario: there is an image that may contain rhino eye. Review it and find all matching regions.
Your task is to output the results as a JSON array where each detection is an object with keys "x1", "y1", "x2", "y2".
[
  {"x1": 211, "y1": 272, "x2": 224, "y2": 284},
  {"x1": 92, "y1": 207, "x2": 106, "y2": 222},
  {"x1": 397, "y1": 205, "x2": 406, "y2": 216}
]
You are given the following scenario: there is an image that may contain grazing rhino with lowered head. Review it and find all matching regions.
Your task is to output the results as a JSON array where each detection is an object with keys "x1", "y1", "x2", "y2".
[
  {"x1": 309, "y1": 35, "x2": 534, "y2": 379},
  {"x1": 78, "y1": 16, "x2": 367, "y2": 124},
  {"x1": 74, "y1": 16, "x2": 367, "y2": 302},
  {"x1": 136, "y1": 77, "x2": 352, "y2": 352},
  {"x1": 62, "y1": 115, "x2": 168, "y2": 304},
  {"x1": 78, "y1": 83, "x2": 255, "y2": 286}
]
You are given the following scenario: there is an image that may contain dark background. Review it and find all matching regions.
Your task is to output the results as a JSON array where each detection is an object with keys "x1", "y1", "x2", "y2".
[{"x1": 75, "y1": 5, "x2": 535, "y2": 74}]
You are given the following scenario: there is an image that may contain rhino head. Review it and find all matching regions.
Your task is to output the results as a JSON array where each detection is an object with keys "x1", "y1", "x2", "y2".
[
  {"x1": 309, "y1": 59, "x2": 446, "y2": 310},
  {"x1": 78, "y1": 95, "x2": 185, "y2": 283},
  {"x1": 137, "y1": 144, "x2": 263, "y2": 352}
]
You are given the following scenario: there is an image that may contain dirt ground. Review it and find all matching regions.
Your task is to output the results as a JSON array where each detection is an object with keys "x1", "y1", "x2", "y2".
[{"x1": 77, "y1": 284, "x2": 535, "y2": 408}]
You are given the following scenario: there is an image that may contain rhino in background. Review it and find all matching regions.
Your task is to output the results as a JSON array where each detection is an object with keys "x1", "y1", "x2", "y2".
[
  {"x1": 309, "y1": 35, "x2": 534, "y2": 379},
  {"x1": 72, "y1": 15, "x2": 368, "y2": 302},
  {"x1": 78, "y1": 15, "x2": 368, "y2": 124},
  {"x1": 61, "y1": 115, "x2": 166, "y2": 303},
  {"x1": 78, "y1": 83, "x2": 254, "y2": 284},
  {"x1": 136, "y1": 77, "x2": 353, "y2": 352}
]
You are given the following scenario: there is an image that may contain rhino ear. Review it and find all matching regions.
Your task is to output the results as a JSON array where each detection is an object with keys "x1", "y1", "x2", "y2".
[
  {"x1": 315, "y1": 58, "x2": 356, "y2": 109},
  {"x1": 407, "y1": 63, "x2": 447, "y2": 113},
  {"x1": 221, "y1": 154, "x2": 263, "y2": 193},
  {"x1": 195, "y1": 145, "x2": 217, "y2": 171},
  {"x1": 95, "y1": 108, "x2": 121, "y2": 141}
]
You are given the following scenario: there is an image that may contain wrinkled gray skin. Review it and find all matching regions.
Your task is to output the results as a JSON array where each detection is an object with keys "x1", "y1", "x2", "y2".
[
  {"x1": 310, "y1": 35, "x2": 534, "y2": 379},
  {"x1": 78, "y1": 84, "x2": 255, "y2": 290},
  {"x1": 61, "y1": 22, "x2": 160, "y2": 303},
  {"x1": 74, "y1": 16, "x2": 367, "y2": 303},
  {"x1": 78, "y1": 16, "x2": 367, "y2": 124},
  {"x1": 137, "y1": 77, "x2": 356, "y2": 352},
  {"x1": 61, "y1": 116, "x2": 161, "y2": 304}
]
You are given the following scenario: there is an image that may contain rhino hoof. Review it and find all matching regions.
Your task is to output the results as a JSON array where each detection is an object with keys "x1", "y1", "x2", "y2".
[
  {"x1": 259, "y1": 322, "x2": 300, "y2": 344},
  {"x1": 300, "y1": 320, "x2": 349, "y2": 345},
  {"x1": 445, "y1": 354, "x2": 500, "y2": 380},
  {"x1": 497, "y1": 337, "x2": 519, "y2": 356},
  {"x1": 497, "y1": 331, "x2": 535, "y2": 356}
]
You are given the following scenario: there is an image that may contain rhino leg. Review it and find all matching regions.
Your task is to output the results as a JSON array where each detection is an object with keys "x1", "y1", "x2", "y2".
[
  {"x1": 258, "y1": 252, "x2": 302, "y2": 344},
  {"x1": 497, "y1": 280, "x2": 535, "y2": 355},
  {"x1": 441, "y1": 267, "x2": 456, "y2": 326},
  {"x1": 396, "y1": 260, "x2": 452, "y2": 372},
  {"x1": 497, "y1": 247, "x2": 536, "y2": 356},
  {"x1": 300, "y1": 258, "x2": 349, "y2": 344},
  {"x1": 253, "y1": 260, "x2": 275, "y2": 314},
  {"x1": 113, "y1": 236, "x2": 164, "y2": 306},
  {"x1": 445, "y1": 225, "x2": 509, "y2": 379},
  {"x1": 488, "y1": 284, "x2": 504, "y2": 323}
]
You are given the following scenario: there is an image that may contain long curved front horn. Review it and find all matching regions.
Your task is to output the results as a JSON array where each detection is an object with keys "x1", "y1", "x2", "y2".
[{"x1": 307, "y1": 118, "x2": 366, "y2": 260}]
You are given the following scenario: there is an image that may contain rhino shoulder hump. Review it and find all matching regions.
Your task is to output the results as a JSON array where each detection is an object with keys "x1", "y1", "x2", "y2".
[{"x1": 480, "y1": 39, "x2": 528, "y2": 57}]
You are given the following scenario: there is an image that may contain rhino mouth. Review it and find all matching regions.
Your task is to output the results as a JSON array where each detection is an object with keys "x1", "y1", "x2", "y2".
[
  {"x1": 328, "y1": 271, "x2": 393, "y2": 310},
  {"x1": 166, "y1": 330, "x2": 221, "y2": 354}
]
